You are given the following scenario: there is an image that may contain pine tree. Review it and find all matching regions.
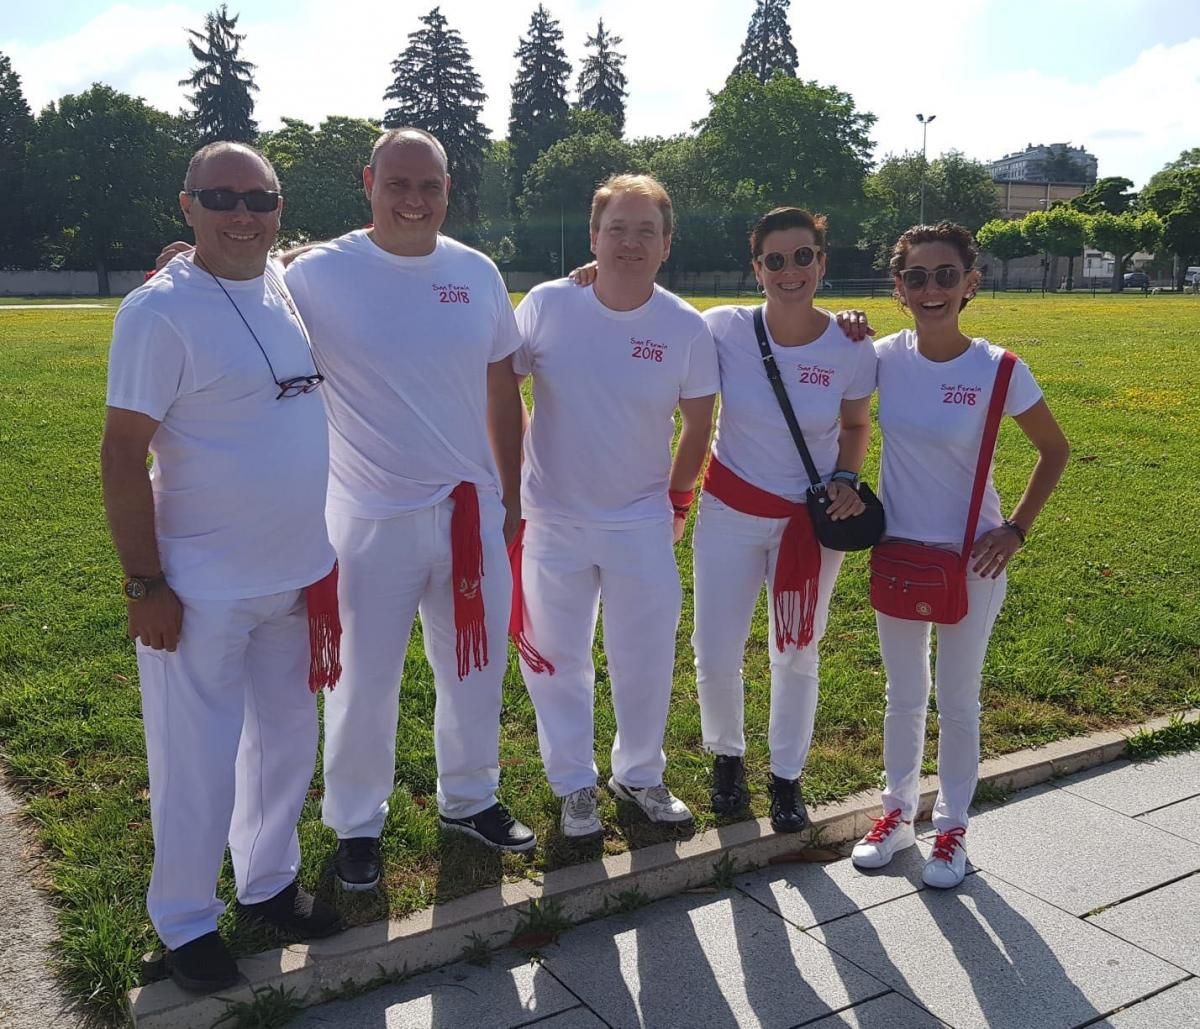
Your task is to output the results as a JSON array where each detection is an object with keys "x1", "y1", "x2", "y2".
[
  {"x1": 576, "y1": 19, "x2": 628, "y2": 137},
  {"x1": 730, "y1": 0, "x2": 798, "y2": 83},
  {"x1": 383, "y1": 6, "x2": 490, "y2": 226},
  {"x1": 508, "y1": 5, "x2": 572, "y2": 208},
  {"x1": 0, "y1": 52, "x2": 36, "y2": 266},
  {"x1": 179, "y1": 4, "x2": 258, "y2": 143}
]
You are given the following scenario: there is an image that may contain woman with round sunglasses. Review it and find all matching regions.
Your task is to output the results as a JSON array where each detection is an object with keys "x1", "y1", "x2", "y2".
[
  {"x1": 851, "y1": 222, "x2": 1068, "y2": 887},
  {"x1": 695, "y1": 206, "x2": 877, "y2": 832}
]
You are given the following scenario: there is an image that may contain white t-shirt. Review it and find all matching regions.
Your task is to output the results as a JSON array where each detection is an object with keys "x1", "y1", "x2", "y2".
[
  {"x1": 513, "y1": 280, "x2": 720, "y2": 526},
  {"x1": 285, "y1": 231, "x2": 521, "y2": 518},
  {"x1": 106, "y1": 255, "x2": 335, "y2": 600},
  {"x1": 875, "y1": 329, "x2": 1043, "y2": 546},
  {"x1": 705, "y1": 305, "x2": 877, "y2": 502}
]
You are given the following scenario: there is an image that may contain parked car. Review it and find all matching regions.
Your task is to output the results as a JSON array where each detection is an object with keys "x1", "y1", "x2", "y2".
[{"x1": 1123, "y1": 271, "x2": 1150, "y2": 289}]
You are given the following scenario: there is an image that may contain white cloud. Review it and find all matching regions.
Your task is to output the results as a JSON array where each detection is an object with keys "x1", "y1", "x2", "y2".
[{"x1": 4, "y1": 1, "x2": 1196, "y2": 188}]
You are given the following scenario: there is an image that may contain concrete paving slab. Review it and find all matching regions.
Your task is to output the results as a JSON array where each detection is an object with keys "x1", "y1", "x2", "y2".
[
  {"x1": 1138, "y1": 794, "x2": 1200, "y2": 844},
  {"x1": 962, "y1": 785, "x2": 1200, "y2": 915},
  {"x1": 288, "y1": 950, "x2": 579, "y2": 1029},
  {"x1": 736, "y1": 840, "x2": 975, "y2": 930},
  {"x1": 541, "y1": 889, "x2": 889, "y2": 1029},
  {"x1": 798, "y1": 992, "x2": 947, "y2": 1027},
  {"x1": 809, "y1": 871, "x2": 1186, "y2": 1029},
  {"x1": 1090, "y1": 979, "x2": 1200, "y2": 1027},
  {"x1": 1088, "y1": 873, "x2": 1200, "y2": 975},
  {"x1": 1058, "y1": 751, "x2": 1200, "y2": 816}
]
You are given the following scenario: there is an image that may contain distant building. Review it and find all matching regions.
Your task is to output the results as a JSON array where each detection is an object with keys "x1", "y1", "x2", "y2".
[
  {"x1": 990, "y1": 143, "x2": 1098, "y2": 185},
  {"x1": 994, "y1": 180, "x2": 1088, "y2": 219}
]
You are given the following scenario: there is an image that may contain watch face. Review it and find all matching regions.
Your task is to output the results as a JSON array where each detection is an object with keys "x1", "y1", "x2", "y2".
[{"x1": 124, "y1": 579, "x2": 146, "y2": 601}]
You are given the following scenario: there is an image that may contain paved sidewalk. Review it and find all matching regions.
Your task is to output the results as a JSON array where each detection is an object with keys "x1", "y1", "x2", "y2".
[{"x1": 292, "y1": 750, "x2": 1200, "y2": 1028}]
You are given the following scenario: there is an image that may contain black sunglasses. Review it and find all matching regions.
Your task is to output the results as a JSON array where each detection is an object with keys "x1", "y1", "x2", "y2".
[
  {"x1": 188, "y1": 188, "x2": 281, "y2": 213},
  {"x1": 761, "y1": 247, "x2": 819, "y2": 272},
  {"x1": 899, "y1": 265, "x2": 963, "y2": 290}
]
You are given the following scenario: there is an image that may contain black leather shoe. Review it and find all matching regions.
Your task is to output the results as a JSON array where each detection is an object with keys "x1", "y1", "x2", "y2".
[
  {"x1": 440, "y1": 802, "x2": 537, "y2": 852},
  {"x1": 237, "y1": 880, "x2": 342, "y2": 939},
  {"x1": 768, "y1": 774, "x2": 808, "y2": 834},
  {"x1": 166, "y1": 931, "x2": 239, "y2": 993},
  {"x1": 710, "y1": 755, "x2": 748, "y2": 815},
  {"x1": 334, "y1": 836, "x2": 381, "y2": 891}
]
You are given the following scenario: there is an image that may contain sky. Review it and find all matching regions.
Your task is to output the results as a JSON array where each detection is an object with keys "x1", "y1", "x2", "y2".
[{"x1": 3, "y1": 0, "x2": 1198, "y2": 189}]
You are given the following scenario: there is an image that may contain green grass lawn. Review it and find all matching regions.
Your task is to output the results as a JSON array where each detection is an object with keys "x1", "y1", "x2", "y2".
[{"x1": 2, "y1": 293, "x2": 1198, "y2": 1023}]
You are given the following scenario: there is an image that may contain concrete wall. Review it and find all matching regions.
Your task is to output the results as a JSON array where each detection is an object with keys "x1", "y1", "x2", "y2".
[{"x1": 0, "y1": 270, "x2": 146, "y2": 297}]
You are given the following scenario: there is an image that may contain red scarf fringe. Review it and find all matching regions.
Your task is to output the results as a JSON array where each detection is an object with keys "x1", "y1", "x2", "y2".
[
  {"x1": 507, "y1": 520, "x2": 555, "y2": 675},
  {"x1": 450, "y1": 482, "x2": 489, "y2": 680},
  {"x1": 703, "y1": 456, "x2": 820, "y2": 651},
  {"x1": 305, "y1": 562, "x2": 342, "y2": 692}
]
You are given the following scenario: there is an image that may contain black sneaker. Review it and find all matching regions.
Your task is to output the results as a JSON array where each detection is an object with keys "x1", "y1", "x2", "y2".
[
  {"x1": 710, "y1": 755, "x2": 748, "y2": 815},
  {"x1": 768, "y1": 774, "x2": 808, "y2": 834},
  {"x1": 440, "y1": 802, "x2": 537, "y2": 852},
  {"x1": 165, "y1": 931, "x2": 239, "y2": 993},
  {"x1": 334, "y1": 836, "x2": 381, "y2": 891},
  {"x1": 237, "y1": 880, "x2": 342, "y2": 939}
]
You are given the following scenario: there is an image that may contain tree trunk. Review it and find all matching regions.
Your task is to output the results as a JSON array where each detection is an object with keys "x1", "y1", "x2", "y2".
[
  {"x1": 1001, "y1": 258, "x2": 1010, "y2": 290},
  {"x1": 96, "y1": 259, "x2": 110, "y2": 298},
  {"x1": 1111, "y1": 254, "x2": 1124, "y2": 293},
  {"x1": 1065, "y1": 255, "x2": 1075, "y2": 291}
]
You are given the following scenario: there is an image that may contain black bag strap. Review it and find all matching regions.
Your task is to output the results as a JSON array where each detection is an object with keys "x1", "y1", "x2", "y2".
[{"x1": 752, "y1": 305, "x2": 823, "y2": 490}]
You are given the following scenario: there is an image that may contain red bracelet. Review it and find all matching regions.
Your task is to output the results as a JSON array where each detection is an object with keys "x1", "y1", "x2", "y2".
[{"x1": 669, "y1": 489, "x2": 695, "y2": 517}]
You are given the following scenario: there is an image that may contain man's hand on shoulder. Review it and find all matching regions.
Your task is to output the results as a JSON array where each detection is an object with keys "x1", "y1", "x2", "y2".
[{"x1": 155, "y1": 241, "x2": 194, "y2": 272}]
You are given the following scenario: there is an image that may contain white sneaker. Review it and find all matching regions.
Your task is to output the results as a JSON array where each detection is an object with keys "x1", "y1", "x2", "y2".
[
  {"x1": 851, "y1": 809, "x2": 916, "y2": 869},
  {"x1": 608, "y1": 777, "x2": 693, "y2": 823},
  {"x1": 922, "y1": 828, "x2": 967, "y2": 889},
  {"x1": 560, "y1": 786, "x2": 603, "y2": 839}
]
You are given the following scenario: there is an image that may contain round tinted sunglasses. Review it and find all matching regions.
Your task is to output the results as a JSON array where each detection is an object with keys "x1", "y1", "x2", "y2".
[
  {"x1": 188, "y1": 188, "x2": 282, "y2": 213},
  {"x1": 899, "y1": 265, "x2": 963, "y2": 290},
  {"x1": 761, "y1": 247, "x2": 819, "y2": 272}
]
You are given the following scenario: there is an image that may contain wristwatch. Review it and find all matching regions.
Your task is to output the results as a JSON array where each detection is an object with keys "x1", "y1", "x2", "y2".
[
  {"x1": 830, "y1": 469, "x2": 860, "y2": 488},
  {"x1": 123, "y1": 574, "x2": 166, "y2": 601}
]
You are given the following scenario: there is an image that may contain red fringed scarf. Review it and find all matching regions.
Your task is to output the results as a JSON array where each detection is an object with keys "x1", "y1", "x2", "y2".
[
  {"x1": 450, "y1": 482, "x2": 488, "y2": 680},
  {"x1": 506, "y1": 520, "x2": 555, "y2": 675},
  {"x1": 305, "y1": 562, "x2": 342, "y2": 692},
  {"x1": 703, "y1": 456, "x2": 821, "y2": 651}
]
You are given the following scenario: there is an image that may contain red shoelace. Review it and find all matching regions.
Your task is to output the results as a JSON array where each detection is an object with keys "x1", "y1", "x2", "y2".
[
  {"x1": 931, "y1": 827, "x2": 966, "y2": 861},
  {"x1": 864, "y1": 809, "x2": 905, "y2": 843}
]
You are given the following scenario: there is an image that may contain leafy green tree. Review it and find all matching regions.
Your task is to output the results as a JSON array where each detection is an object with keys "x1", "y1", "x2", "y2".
[
  {"x1": 1022, "y1": 205, "x2": 1088, "y2": 290},
  {"x1": 576, "y1": 19, "x2": 628, "y2": 137},
  {"x1": 179, "y1": 4, "x2": 258, "y2": 143},
  {"x1": 383, "y1": 7, "x2": 490, "y2": 228},
  {"x1": 730, "y1": 0, "x2": 798, "y2": 83},
  {"x1": 1087, "y1": 210, "x2": 1163, "y2": 292},
  {"x1": 518, "y1": 130, "x2": 640, "y2": 273},
  {"x1": 1070, "y1": 176, "x2": 1136, "y2": 215},
  {"x1": 31, "y1": 85, "x2": 191, "y2": 293},
  {"x1": 508, "y1": 5, "x2": 572, "y2": 210},
  {"x1": 0, "y1": 52, "x2": 37, "y2": 267},
  {"x1": 1163, "y1": 148, "x2": 1200, "y2": 172},
  {"x1": 1140, "y1": 160, "x2": 1200, "y2": 286},
  {"x1": 477, "y1": 139, "x2": 515, "y2": 259},
  {"x1": 976, "y1": 218, "x2": 1034, "y2": 289},
  {"x1": 260, "y1": 116, "x2": 379, "y2": 243}
]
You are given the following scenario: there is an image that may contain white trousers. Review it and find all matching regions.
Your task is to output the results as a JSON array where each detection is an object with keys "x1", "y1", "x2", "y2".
[
  {"x1": 517, "y1": 517, "x2": 682, "y2": 796},
  {"x1": 692, "y1": 495, "x2": 845, "y2": 780},
  {"x1": 138, "y1": 588, "x2": 316, "y2": 950},
  {"x1": 876, "y1": 568, "x2": 1007, "y2": 832},
  {"x1": 322, "y1": 493, "x2": 509, "y2": 836}
]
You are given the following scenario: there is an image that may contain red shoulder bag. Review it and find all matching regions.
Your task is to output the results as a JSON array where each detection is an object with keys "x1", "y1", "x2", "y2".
[{"x1": 869, "y1": 351, "x2": 1016, "y2": 624}]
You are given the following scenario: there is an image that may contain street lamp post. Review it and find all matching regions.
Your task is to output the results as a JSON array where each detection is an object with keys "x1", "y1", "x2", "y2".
[{"x1": 916, "y1": 112, "x2": 936, "y2": 225}]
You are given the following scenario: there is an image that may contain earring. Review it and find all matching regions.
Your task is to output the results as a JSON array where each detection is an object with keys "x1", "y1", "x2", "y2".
[{"x1": 757, "y1": 280, "x2": 766, "y2": 295}]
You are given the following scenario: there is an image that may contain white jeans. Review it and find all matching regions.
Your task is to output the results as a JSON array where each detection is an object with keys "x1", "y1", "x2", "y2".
[
  {"x1": 322, "y1": 493, "x2": 510, "y2": 836},
  {"x1": 138, "y1": 588, "x2": 316, "y2": 950},
  {"x1": 876, "y1": 568, "x2": 1008, "y2": 832},
  {"x1": 517, "y1": 517, "x2": 682, "y2": 796},
  {"x1": 692, "y1": 495, "x2": 845, "y2": 780}
]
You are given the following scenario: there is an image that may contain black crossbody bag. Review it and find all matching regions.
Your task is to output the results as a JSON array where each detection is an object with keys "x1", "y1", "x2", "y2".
[{"x1": 752, "y1": 306, "x2": 885, "y2": 552}]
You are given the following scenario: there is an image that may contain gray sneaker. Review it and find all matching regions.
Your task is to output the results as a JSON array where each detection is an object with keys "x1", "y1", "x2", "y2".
[
  {"x1": 608, "y1": 777, "x2": 693, "y2": 824},
  {"x1": 560, "y1": 786, "x2": 603, "y2": 839}
]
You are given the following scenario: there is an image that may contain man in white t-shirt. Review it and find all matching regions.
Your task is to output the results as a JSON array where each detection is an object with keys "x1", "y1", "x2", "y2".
[
  {"x1": 282, "y1": 129, "x2": 535, "y2": 887},
  {"x1": 102, "y1": 142, "x2": 341, "y2": 993},
  {"x1": 512, "y1": 174, "x2": 720, "y2": 839}
]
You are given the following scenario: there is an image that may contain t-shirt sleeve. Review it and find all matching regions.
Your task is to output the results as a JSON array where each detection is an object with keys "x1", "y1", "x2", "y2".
[
  {"x1": 680, "y1": 322, "x2": 721, "y2": 400},
  {"x1": 1004, "y1": 356, "x2": 1043, "y2": 417},
  {"x1": 510, "y1": 290, "x2": 540, "y2": 376},
  {"x1": 844, "y1": 337, "x2": 878, "y2": 400},
  {"x1": 105, "y1": 301, "x2": 188, "y2": 421},
  {"x1": 282, "y1": 258, "x2": 313, "y2": 322},
  {"x1": 489, "y1": 269, "x2": 522, "y2": 364}
]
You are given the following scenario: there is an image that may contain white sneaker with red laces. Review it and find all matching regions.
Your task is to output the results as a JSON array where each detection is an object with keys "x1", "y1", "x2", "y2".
[
  {"x1": 922, "y1": 828, "x2": 967, "y2": 888},
  {"x1": 851, "y1": 809, "x2": 916, "y2": 869}
]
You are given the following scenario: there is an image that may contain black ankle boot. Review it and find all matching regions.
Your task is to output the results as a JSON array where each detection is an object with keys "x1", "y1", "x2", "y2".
[
  {"x1": 768, "y1": 774, "x2": 808, "y2": 833},
  {"x1": 710, "y1": 755, "x2": 748, "y2": 815}
]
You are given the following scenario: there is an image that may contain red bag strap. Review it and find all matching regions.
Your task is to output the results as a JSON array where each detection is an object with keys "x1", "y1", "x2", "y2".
[{"x1": 959, "y1": 351, "x2": 1017, "y2": 561}]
